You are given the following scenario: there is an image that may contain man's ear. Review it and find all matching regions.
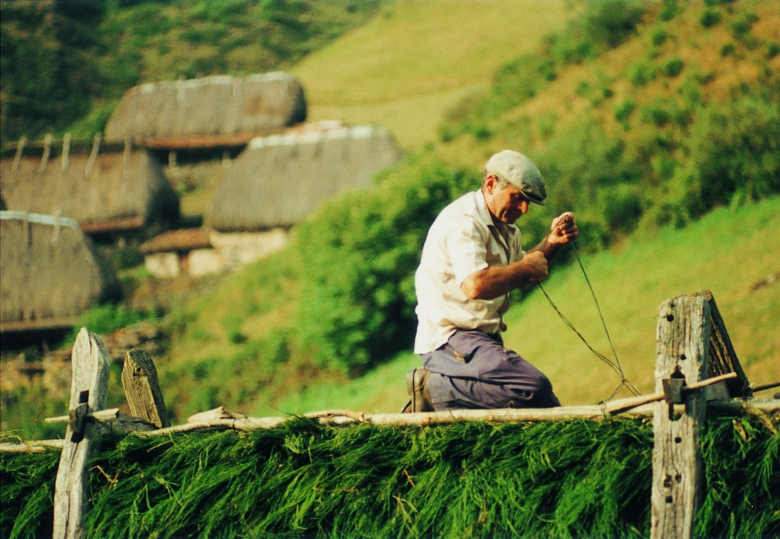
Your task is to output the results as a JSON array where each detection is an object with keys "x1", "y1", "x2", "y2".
[{"x1": 485, "y1": 174, "x2": 498, "y2": 193}]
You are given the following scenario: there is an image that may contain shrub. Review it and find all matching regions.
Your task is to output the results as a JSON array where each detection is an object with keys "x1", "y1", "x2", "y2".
[
  {"x1": 293, "y1": 154, "x2": 477, "y2": 373},
  {"x1": 662, "y1": 58, "x2": 685, "y2": 77},
  {"x1": 651, "y1": 28, "x2": 668, "y2": 46},
  {"x1": 700, "y1": 9, "x2": 721, "y2": 28},
  {"x1": 720, "y1": 43, "x2": 735, "y2": 56},
  {"x1": 641, "y1": 104, "x2": 671, "y2": 127},
  {"x1": 602, "y1": 185, "x2": 644, "y2": 234},
  {"x1": 74, "y1": 302, "x2": 154, "y2": 337},
  {"x1": 629, "y1": 61, "x2": 656, "y2": 86},
  {"x1": 681, "y1": 95, "x2": 780, "y2": 218},
  {"x1": 614, "y1": 99, "x2": 636, "y2": 127}
]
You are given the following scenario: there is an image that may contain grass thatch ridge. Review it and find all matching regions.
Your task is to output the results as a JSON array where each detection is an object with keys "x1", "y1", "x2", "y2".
[{"x1": 2, "y1": 416, "x2": 778, "y2": 538}]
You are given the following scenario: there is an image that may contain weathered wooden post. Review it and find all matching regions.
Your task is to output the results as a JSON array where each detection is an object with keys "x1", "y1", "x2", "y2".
[
  {"x1": 122, "y1": 348, "x2": 170, "y2": 428},
  {"x1": 53, "y1": 328, "x2": 111, "y2": 539},
  {"x1": 651, "y1": 294, "x2": 711, "y2": 539}
]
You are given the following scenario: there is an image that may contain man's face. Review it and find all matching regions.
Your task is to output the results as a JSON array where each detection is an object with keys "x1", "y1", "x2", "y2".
[{"x1": 484, "y1": 175, "x2": 530, "y2": 225}]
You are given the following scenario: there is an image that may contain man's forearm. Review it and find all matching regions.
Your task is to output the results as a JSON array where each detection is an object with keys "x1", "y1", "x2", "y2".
[
  {"x1": 528, "y1": 235, "x2": 564, "y2": 261},
  {"x1": 460, "y1": 256, "x2": 546, "y2": 300}
]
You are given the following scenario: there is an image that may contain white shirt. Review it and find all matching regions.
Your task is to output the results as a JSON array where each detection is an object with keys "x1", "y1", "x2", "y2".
[{"x1": 414, "y1": 189, "x2": 525, "y2": 354}]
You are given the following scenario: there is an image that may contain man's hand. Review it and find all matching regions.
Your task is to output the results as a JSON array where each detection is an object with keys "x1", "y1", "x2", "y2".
[
  {"x1": 523, "y1": 250, "x2": 549, "y2": 283},
  {"x1": 548, "y1": 212, "x2": 579, "y2": 245}
]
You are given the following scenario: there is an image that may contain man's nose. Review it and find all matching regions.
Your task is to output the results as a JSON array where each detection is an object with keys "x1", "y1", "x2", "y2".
[{"x1": 518, "y1": 199, "x2": 529, "y2": 214}]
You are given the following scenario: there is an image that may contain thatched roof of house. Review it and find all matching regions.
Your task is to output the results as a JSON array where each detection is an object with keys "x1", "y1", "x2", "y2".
[
  {"x1": 0, "y1": 211, "x2": 120, "y2": 332},
  {"x1": 205, "y1": 124, "x2": 402, "y2": 231},
  {"x1": 104, "y1": 73, "x2": 306, "y2": 142},
  {"x1": 140, "y1": 228, "x2": 211, "y2": 254},
  {"x1": 0, "y1": 137, "x2": 179, "y2": 234}
]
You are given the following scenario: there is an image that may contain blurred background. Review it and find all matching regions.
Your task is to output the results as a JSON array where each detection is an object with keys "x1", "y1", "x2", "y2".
[{"x1": 1, "y1": 0, "x2": 778, "y2": 439}]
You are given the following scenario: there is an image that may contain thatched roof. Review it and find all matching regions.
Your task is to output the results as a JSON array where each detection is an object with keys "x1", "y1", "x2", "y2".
[
  {"x1": 205, "y1": 124, "x2": 402, "y2": 231},
  {"x1": 0, "y1": 211, "x2": 120, "y2": 332},
  {"x1": 104, "y1": 73, "x2": 306, "y2": 141},
  {"x1": 0, "y1": 138, "x2": 179, "y2": 234},
  {"x1": 140, "y1": 228, "x2": 211, "y2": 254}
]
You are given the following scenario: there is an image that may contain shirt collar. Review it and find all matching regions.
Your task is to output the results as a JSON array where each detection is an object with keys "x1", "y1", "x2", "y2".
[{"x1": 475, "y1": 189, "x2": 519, "y2": 236}]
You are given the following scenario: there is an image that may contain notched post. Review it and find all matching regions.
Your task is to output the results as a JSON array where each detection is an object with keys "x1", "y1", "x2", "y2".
[
  {"x1": 651, "y1": 294, "x2": 711, "y2": 539},
  {"x1": 53, "y1": 328, "x2": 111, "y2": 539},
  {"x1": 122, "y1": 348, "x2": 170, "y2": 429}
]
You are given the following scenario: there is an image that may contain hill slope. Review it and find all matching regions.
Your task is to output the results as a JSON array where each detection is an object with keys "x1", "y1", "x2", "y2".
[
  {"x1": 277, "y1": 196, "x2": 779, "y2": 414},
  {"x1": 292, "y1": 0, "x2": 577, "y2": 148}
]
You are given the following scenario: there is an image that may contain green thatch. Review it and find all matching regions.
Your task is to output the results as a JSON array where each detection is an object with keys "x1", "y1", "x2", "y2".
[{"x1": 1, "y1": 416, "x2": 778, "y2": 539}]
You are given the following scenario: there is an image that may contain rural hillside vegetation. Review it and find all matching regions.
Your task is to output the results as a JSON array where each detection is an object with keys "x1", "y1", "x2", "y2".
[{"x1": 1, "y1": 0, "x2": 778, "y2": 437}]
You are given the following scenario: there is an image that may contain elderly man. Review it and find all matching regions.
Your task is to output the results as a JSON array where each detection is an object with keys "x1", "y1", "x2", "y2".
[{"x1": 405, "y1": 150, "x2": 579, "y2": 412}]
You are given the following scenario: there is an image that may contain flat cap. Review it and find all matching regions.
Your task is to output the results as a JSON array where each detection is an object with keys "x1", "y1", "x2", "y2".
[{"x1": 485, "y1": 150, "x2": 547, "y2": 205}]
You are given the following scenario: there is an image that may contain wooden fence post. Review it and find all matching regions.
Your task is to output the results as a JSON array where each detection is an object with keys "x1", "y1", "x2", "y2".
[
  {"x1": 651, "y1": 294, "x2": 711, "y2": 539},
  {"x1": 53, "y1": 328, "x2": 111, "y2": 539},
  {"x1": 122, "y1": 348, "x2": 170, "y2": 428}
]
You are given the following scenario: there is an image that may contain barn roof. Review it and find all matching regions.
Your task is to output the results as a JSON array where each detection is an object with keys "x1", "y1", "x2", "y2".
[
  {"x1": 0, "y1": 211, "x2": 120, "y2": 332},
  {"x1": 104, "y1": 73, "x2": 307, "y2": 142},
  {"x1": 205, "y1": 123, "x2": 402, "y2": 231}
]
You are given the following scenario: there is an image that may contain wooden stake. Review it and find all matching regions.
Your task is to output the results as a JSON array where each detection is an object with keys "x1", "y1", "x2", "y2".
[
  {"x1": 651, "y1": 295, "x2": 711, "y2": 539},
  {"x1": 121, "y1": 349, "x2": 170, "y2": 428},
  {"x1": 53, "y1": 328, "x2": 111, "y2": 539}
]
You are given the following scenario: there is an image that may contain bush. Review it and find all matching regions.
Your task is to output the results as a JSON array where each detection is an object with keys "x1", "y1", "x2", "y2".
[
  {"x1": 681, "y1": 95, "x2": 780, "y2": 218},
  {"x1": 651, "y1": 27, "x2": 668, "y2": 46},
  {"x1": 614, "y1": 99, "x2": 636, "y2": 127},
  {"x1": 74, "y1": 302, "x2": 154, "y2": 337},
  {"x1": 293, "y1": 154, "x2": 477, "y2": 373},
  {"x1": 641, "y1": 104, "x2": 671, "y2": 127},
  {"x1": 720, "y1": 43, "x2": 735, "y2": 56},
  {"x1": 662, "y1": 58, "x2": 685, "y2": 77},
  {"x1": 700, "y1": 9, "x2": 722, "y2": 28},
  {"x1": 629, "y1": 61, "x2": 656, "y2": 85}
]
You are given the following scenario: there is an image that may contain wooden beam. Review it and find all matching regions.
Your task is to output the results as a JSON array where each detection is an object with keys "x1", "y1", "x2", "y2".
[
  {"x1": 121, "y1": 349, "x2": 170, "y2": 428},
  {"x1": 52, "y1": 328, "x2": 111, "y2": 539},
  {"x1": 651, "y1": 295, "x2": 711, "y2": 539},
  {"x1": 695, "y1": 290, "x2": 752, "y2": 398}
]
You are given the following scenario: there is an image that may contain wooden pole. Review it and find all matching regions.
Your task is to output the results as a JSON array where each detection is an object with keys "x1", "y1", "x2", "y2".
[
  {"x1": 651, "y1": 295, "x2": 711, "y2": 539},
  {"x1": 121, "y1": 349, "x2": 170, "y2": 428},
  {"x1": 52, "y1": 328, "x2": 111, "y2": 539}
]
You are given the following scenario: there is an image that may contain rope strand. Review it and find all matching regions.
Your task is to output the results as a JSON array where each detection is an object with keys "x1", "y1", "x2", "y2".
[{"x1": 538, "y1": 243, "x2": 641, "y2": 398}]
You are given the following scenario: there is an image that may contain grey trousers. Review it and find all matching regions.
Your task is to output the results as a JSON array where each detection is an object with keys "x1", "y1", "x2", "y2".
[{"x1": 420, "y1": 329, "x2": 561, "y2": 410}]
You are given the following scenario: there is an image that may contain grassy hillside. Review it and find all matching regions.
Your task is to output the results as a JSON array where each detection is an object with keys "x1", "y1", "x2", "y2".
[
  {"x1": 0, "y1": 0, "x2": 385, "y2": 146},
  {"x1": 274, "y1": 196, "x2": 780, "y2": 414},
  {"x1": 293, "y1": 0, "x2": 578, "y2": 148},
  {"x1": 3, "y1": 0, "x2": 779, "y2": 439}
]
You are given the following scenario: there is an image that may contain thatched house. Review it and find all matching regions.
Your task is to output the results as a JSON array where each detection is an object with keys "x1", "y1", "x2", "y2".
[
  {"x1": 0, "y1": 136, "x2": 179, "y2": 235},
  {"x1": 104, "y1": 73, "x2": 306, "y2": 143},
  {"x1": 205, "y1": 123, "x2": 402, "y2": 231},
  {"x1": 0, "y1": 211, "x2": 120, "y2": 332},
  {"x1": 140, "y1": 227, "x2": 288, "y2": 278}
]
